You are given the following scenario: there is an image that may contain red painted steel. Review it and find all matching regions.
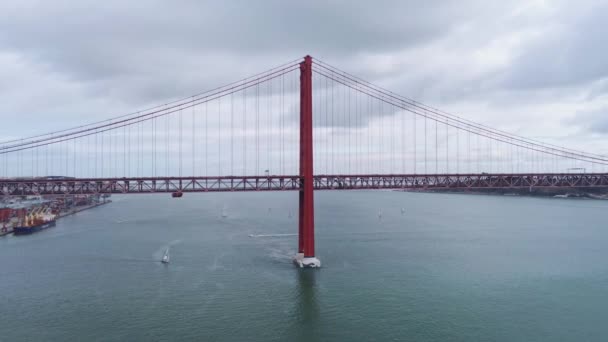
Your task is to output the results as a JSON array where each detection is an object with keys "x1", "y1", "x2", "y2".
[{"x1": 299, "y1": 56, "x2": 315, "y2": 258}]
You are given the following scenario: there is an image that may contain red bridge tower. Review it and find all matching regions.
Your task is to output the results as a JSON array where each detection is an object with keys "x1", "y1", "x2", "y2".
[{"x1": 294, "y1": 56, "x2": 321, "y2": 268}]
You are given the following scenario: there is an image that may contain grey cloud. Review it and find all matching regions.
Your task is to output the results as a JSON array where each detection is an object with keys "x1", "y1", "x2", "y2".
[
  {"x1": 0, "y1": 0, "x2": 505, "y2": 100},
  {"x1": 1, "y1": 0, "x2": 608, "y2": 152},
  {"x1": 568, "y1": 107, "x2": 608, "y2": 134},
  {"x1": 500, "y1": 3, "x2": 608, "y2": 91}
]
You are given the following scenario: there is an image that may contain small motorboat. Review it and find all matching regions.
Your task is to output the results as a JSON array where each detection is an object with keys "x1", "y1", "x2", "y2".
[{"x1": 172, "y1": 191, "x2": 183, "y2": 198}]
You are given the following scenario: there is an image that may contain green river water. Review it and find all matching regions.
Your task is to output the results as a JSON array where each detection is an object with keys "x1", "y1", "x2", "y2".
[{"x1": 1, "y1": 191, "x2": 607, "y2": 341}]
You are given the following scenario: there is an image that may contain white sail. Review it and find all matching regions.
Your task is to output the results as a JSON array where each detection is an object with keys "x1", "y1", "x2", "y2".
[{"x1": 161, "y1": 248, "x2": 170, "y2": 263}]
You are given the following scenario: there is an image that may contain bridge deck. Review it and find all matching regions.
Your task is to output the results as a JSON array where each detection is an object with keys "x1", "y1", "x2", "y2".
[{"x1": 1, "y1": 173, "x2": 608, "y2": 196}]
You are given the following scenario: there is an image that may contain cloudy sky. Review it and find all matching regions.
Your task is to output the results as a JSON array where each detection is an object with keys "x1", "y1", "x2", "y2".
[{"x1": 1, "y1": 0, "x2": 607, "y2": 166}]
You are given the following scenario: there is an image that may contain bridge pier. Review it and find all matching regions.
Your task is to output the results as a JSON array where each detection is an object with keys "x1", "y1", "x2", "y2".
[{"x1": 294, "y1": 55, "x2": 320, "y2": 268}]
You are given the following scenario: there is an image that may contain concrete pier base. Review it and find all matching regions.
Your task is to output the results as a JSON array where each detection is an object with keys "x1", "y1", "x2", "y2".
[{"x1": 293, "y1": 253, "x2": 321, "y2": 268}]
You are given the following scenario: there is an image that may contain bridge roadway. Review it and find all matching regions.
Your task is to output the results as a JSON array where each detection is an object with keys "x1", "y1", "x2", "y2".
[{"x1": 1, "y1": 173, "x2": 608, "y2": 196}]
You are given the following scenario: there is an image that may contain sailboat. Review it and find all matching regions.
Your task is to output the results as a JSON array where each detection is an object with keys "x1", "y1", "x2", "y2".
[{"x1": 161, "y1": 248, "x2": 170, "y2": 264}]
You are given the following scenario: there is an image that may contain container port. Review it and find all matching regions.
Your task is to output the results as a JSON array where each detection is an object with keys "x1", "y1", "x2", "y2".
[{"x1": 0, "y1": 194, "x2": 110, "y2": 237}]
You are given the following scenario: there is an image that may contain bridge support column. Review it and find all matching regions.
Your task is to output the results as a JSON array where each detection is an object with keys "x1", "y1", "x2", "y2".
[{"x1": 294, "y1": 55, "x2": 320, "y2": 268}]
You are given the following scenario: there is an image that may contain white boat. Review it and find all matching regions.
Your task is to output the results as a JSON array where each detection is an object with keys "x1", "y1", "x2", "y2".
[{"x1": 161, "y1": 248, "x2": 170, "y2": 264}]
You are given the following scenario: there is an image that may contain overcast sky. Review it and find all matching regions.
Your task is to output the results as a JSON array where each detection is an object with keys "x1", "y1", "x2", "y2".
[{"x1": 1, "y1": 0, "x2": 607, "y2": 155}]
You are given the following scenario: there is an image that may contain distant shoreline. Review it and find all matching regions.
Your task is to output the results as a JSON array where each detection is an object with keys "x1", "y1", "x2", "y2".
[{"x1": 396, "y1": 188, "x2": 608, "y2": 200}]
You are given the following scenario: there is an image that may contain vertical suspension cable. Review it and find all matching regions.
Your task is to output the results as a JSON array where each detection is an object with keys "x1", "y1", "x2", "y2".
[
  {"x1": 165, "y1": 110, "x2": 169, "y2": 176},
  {"x1": 141, "y1": 120, "x2": 144, "y2": 176},
  {"x1": 366, "y1": 86, "x2": 370, "y2": 173},
  {"x1": 413, "y1": 109, "x2": 417, "y2": 174},
  {"x1": 402, "y1": 103, "x2": 405, "y2": 174},
  {"x1": 205, "y1": 101, "x2": 208, "y2": 176},
  {"x1": 281, "y1": 73, "x2": 285, "y2": 175},
  {"x1": 467, "y1": 129, "x2": 471, "y2": 174},
  {"x1": 74, "y1": 139, "x2": 82, "y2": 177},
  {"x1": 29, "y1": 141, "x2": 34, "y2": 177},
  {"x1": 348, "y1": 80, "x2": 351, "y2": 174},
  {"x1": 92, "y1": 130, "x2": 97, "y2": 178},
  {"x1": 72, "y1": 137, "x2": 76, "y2": 177},
  {"x1": 445, "y1": 118, "x2": 449, "y2": 174},
  {"x1": 18, "y1": 139, "x2": 22, "y2": 176},
  {"x1": 179, "y1": 109, "x2": 183, "y2": 177},
  {"x1": 110, "y1": 125, "x2": 113, "y2": 177},
  {"x1": 109, "y1": 125, "x2": 112, "y2": 177},
  {"x1": 331, "y1": 72, "x2": 335, "y2": 173},
  {"x1": 65, "y1": 139, "x2": 68, "y2": 177},
  {"x1": 256, "y1": 83, "x2": 259, "y2": 174},
  {"x1": 391, "y1": 103, "x2": 395, "y2": 174},
  {"x1": 435, "y1": 119, "x2": 438, "y2": 174},
  {"x1": 35, "y1": 142, "x2": 38, "y2": 177},
  {"x1": 192, "y1": 99, "x2": 196, "y2": 176},
  {"x1": 283, "y1": 72, "x2": 287, "y2": 174},
  {"x1": 142, "y1": 118, "x2": 145, "y2": 176},
  {"x1": 355, "y1": 81, "x2": 358, "y2": 174},
  {"x1": 477, "y1": 131, "x2": 480, "y2": 173},
  {"x1": 127, "y1": 119, "x2": 133, "y2": 176},
  {"x1": 136, "y1": 120, "x2": 139, "y2": 177},
  {"x1": 144, "y1": 120, "x2": 148, "y2": 177},
  {"x1": 231, "y1": 92, "x2": 234, "y2": 176},
  {"x1": 94, "y1": 131, "x2": 97, "y2": 178},
  {"x1": 498, "y1": 137, "x2": 502, "y2": 173},
  {"x1": 101, "y1": 127, "x2": 104, "y2": 177},
  {"x1": 267, "y1": 79, "x2": 271, "y2": 175},
  {"x1": 243, "y1": 89, "x2": 246, "y2": 175},
  {"x1": 379, "y1": 98, "x2": 382, "y2": 173},
  {"x1": 123, "y1": 125, "x2": 126, "y2": 177},
  {"x1": 342, "y1": 78, "x2": 346, "y2": 172},
  {"x1": 456, "y1": 125, "x2": 460, "y2": 174},
  {"x1": 218, "y1": 98, "x2": 221, "y2": 176},
  {"x1": 153, "y1": 117, "x2": 157, "y2": 177},
  {"x1": 488, "y1": 135, "x2": 492, "y2": 173},
  {"x1": 136, "y1": 120, "x2": 140, "y2": 177},
  {"x1": 424, "y1": 110, "x2": 427, "y2": 174},
  {"x1": 312, "y1": 73, "x2": 317, "y2": 173}
]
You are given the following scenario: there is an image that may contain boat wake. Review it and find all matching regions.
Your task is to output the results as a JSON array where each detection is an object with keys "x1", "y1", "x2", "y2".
[
  {"x1": 154, "y1": 239, "x2": 182, "y2": 260},
  {"x1": 248, "y1": 233, "x2": 297, "y2": 238},
  {"x1": 86, "y1": 256, "x2": 157, "y2": 263},
  {"x1": 168, "y1": 239, "x2": 182, "y2": 246},
  {"x1": 209, "y1": 253, "x2": 226, "y2": 271}
]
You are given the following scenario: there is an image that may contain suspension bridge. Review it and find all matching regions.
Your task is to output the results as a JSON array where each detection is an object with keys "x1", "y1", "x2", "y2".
[{"x1": 2, "y1": 55, "x2": 608, "y2": 267}]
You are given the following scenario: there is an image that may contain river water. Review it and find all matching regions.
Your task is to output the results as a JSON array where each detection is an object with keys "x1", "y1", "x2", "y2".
[{"x1": 1, "y1": 191, "x2": 607, "y2": 341}]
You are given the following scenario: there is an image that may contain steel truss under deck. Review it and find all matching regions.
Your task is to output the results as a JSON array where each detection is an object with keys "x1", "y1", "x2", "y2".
[{"x1": 1, "y1": 173, "x2": 608, "y2": 196}]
